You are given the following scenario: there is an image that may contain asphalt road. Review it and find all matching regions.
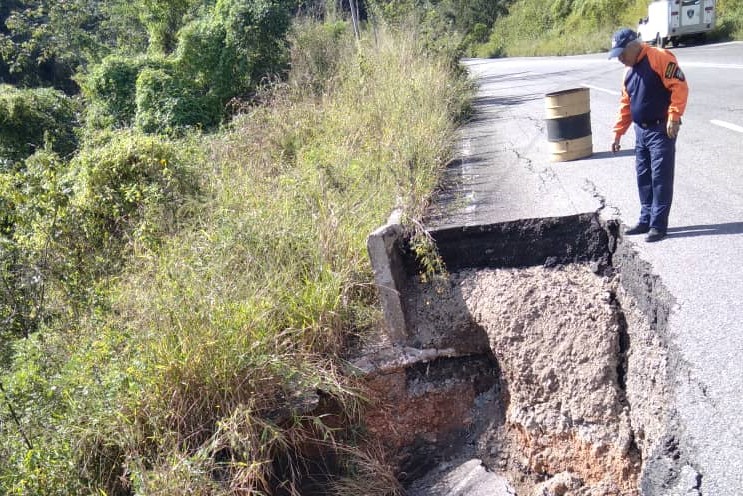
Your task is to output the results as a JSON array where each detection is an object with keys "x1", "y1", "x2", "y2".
[{"x1": 432, "y1": 41, "x2": 743, "y2": 495}]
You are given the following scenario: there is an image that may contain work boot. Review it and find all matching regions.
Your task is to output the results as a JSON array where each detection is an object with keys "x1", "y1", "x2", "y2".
[
  {"x1": 624, "y1": 223, "x2": 650, "y2": 235},
  {"x1": 645, "y1": 228, "x2": 667, "y2": 242}
]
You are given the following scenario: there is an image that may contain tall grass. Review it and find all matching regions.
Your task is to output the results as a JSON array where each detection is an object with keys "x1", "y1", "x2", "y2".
[{"x1": 0, "y1": 19, "x2": 471, "y2": 495}]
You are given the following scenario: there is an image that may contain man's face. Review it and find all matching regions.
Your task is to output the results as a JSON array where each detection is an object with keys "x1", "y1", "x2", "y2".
[{"x1": 617, "y1": 43, "x2": 639, "y2": 67}]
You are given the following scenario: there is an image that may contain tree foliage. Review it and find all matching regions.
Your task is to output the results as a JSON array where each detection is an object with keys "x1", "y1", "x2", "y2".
[
  {"x1": 0, "y1": 0, "x2": 212, "y2": 93},
  {"x1": 0, "y1": 85, "x2": 80, "y2": 168},
  {"x1": 136, "y1": 0, "x2": 206, "y2": 53},
  {"x1": 81, "y1": 55, "x2": 171, "y2": 129},
  {"x1": 81, "y1": 0, "x2": 293, "y2": 133},
  {"x1": 0, "y1": 130, "x2": 202, "y2": 350},
  {"x1": 449, "y1": 0, "x2": 509, "y2": 33},
  {"x1": 370, "y1": 0, "x2": 511, "y2": 53},
  {"x1": 0, "y1": 0, "x2": 145, "y2": 93}
]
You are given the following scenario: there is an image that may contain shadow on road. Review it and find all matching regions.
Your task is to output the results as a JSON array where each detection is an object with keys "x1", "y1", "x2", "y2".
[
  {"x1": 584, "y1": 150, "x2": 636, "y2": 160},
  {"x1": 666, "y1": 222, "x2": 743, "y2": 238},
  {"x1": 473, "y1": 94, "x2": 543, "y2": 107}
]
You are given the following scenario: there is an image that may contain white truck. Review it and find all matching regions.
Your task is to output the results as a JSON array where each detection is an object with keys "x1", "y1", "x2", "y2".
[{"x1": 637, "y1": 0, "x2": 716, "y2": 48}]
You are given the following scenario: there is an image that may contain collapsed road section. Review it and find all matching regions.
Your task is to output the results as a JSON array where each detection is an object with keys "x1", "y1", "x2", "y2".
[{"x1": 360, "y1": 213, "x2": 700, "y2": 495}]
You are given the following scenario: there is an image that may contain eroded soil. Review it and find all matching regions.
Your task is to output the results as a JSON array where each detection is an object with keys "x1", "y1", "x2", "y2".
[{"x1": 362, "y1": 263, "x2": 661, "y2": 495}]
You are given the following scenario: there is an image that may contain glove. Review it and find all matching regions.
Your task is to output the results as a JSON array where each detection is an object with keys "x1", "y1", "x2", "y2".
[
  {"x1": 667, "y1": 119, "x2": 681, "y2": 139},
  {"x1": 611, "y1": 140, "x2": 621, "y2": 153}
]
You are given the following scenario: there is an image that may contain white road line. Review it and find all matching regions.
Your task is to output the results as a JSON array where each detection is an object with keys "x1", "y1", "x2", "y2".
[
  {"x1": 711, "y1": 119, "x2": 743, "y2": 134},
  {"x1": 683, "y1": 62, "x2": 743, "y2": 69},
  {"x1": 697, "y1": 41, "x2": 743, "y2": 48},
  {"x1": 580, "y1": 83, "x2": 620, "y2": 96}
]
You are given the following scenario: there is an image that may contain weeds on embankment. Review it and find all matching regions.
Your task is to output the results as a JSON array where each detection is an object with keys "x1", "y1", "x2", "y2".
[
  {"x1": 0, "y1": 20, "x2": 472, "y2": 495},
  {"x1": 476, "y1": 0, "x2": 742, "y2": 58}
]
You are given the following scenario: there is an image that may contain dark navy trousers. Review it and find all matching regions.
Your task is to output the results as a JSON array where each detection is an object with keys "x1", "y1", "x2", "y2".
[{"x1": 634, "y1": 122, "x2": 676, "y2": 232}]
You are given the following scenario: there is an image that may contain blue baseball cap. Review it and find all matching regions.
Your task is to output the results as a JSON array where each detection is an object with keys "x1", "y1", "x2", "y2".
[{"x1": 608, "y1": 28, "x2": 638, "y2": 58}]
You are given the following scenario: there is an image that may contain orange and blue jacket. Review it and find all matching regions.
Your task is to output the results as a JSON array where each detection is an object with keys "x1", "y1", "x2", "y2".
[{"x1": 613, "y1": 44, "x2": 689, "y2": 139}]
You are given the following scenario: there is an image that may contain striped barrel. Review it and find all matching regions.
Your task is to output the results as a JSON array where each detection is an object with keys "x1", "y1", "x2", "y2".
[{"x1": 545, "y1": 88, "x2": 593, "y2": 162}]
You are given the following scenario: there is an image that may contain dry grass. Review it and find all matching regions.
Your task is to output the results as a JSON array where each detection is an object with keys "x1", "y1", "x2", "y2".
[{"x1": 0, "y1": 20, "x2": 471, "y2": 495}]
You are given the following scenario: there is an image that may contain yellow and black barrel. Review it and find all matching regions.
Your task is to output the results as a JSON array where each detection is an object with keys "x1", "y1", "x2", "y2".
[{"x1": 545, "y1": 88, "x2": 593, "y2": 162}]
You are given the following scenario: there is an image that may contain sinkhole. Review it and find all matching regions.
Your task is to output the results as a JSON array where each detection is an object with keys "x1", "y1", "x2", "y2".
[{"x1": 360, "y1": 213, "x2": 682, "y2": 495}]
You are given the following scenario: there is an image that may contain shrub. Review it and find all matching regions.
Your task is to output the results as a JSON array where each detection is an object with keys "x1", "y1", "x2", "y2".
[
  {"x1": 80, "y1": 55, "x2": 171, "y2": 129},
  {"x1": 0, "y1": 325, "x2": 131, "y2": 495},
  {"x1": 175, "y1": 0, "x2": 292, "y2": 103},
  {"x1": 0, "y1": 131, "x2": 201, "y2": 346},
  {"x1": 0, "y1": 85, "x2": 80, "y2": 168},
  {"x1": 218, "y1": 0, "x2": 293, "y2": 82},
  {"x1": 82, "y1": 0, "x2": 293, "y2": 134},
  {"x1": 0, "y1": 150, "x2": 74, "y2": 342},
  {"x1": 172, "y1": 12, "x2": 230, "y2": 97},
  {"x1": 134, "y1": 67, "x2": 221, "y2": 133},
  {"x1": 71, "y1": 129, "x2": 202, "y2": 250}
]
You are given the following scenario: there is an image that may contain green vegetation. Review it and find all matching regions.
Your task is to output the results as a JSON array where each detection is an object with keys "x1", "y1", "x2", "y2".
[
  {"x1": 476, "y1": 0, "x2": 741, "y2": 57},
  {"x1": 80, "y1": 0, "x2": 292, "y2": 133},
  {"x1": 0, "y1": 131, "x2": 202, "y2": 352},
  {"x1": 718, "y1": 0, "x2": 743, "y2": 39},
  {"x1": 372, "y1": 0, "x2": 511, "y2": 57},
  {"x1": 0, "y1": 0, "x2": 148, "y2": 93},
  {"x1": 0, "y1": 85, "x2": 80, "y2": 167},
  {"x1": 1, "y1": 3, "x2": 471, "y2": 491},
  {"x1": 81, "y1": 55, "x2": 171, "y2": 130},
  {"x1": 477, "y1": 0, "x2": 649, "y2": 57},
  {"x1": 2, "y1": 0, "x2": 739, "y2": 492}
]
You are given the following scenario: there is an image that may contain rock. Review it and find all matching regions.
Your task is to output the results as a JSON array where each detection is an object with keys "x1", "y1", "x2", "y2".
[
  {"x1": 407, "y1": 458, "x2": 516, "y2": 496},
  {"x1": 531, "y1": 471, "x2": 582, "y2": 496}
]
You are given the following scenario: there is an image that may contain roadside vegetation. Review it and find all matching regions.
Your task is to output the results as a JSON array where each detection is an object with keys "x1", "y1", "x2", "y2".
[
  {"x1": 476, "y1": 0, "x2": 743, "y2": 57},
  {"x1": 1, "y1": 1, "x2": 470, "y2": 494},
  {"x1": 717, "y1": 0, "x2": 743, "y2": 39}
]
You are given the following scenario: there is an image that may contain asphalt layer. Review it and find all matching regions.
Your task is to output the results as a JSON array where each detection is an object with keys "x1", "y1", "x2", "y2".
[{"x1": 428, "y1": 41, "x2": 743, "y2": 495}]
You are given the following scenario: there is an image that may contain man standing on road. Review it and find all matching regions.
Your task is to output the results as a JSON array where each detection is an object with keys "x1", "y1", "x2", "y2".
[{"x1": 609, "y1": 28, "x2": 689, "y2": 242}]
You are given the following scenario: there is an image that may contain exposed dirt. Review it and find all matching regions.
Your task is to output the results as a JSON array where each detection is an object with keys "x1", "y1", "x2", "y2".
[
  {"x1": 456, "y1": 265, "x2": 639, "y2": 495},
  {"x1": 362, "y1": 354, "x2": 500, "y2": 483},
  {"x1": 363, "y1": 263, "x2": 648, "y2": 495}
]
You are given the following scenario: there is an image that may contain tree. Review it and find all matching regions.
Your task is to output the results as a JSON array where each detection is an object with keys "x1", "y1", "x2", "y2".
[
  {"x1": 82, "y1": 0, "x2": 294, "y2": 133},
  {"x1": 0, "y1": 0, "x2": 148, "y2": 93},
  {"x1": 135, "y1": 0, "x2": 206, "y2": 53},
  {"x1": 449, "y1": 0, "x2": 508, "y2": 32},
  {"x1": 0, "y1": 85, "x2": 80, "y2": 167}
]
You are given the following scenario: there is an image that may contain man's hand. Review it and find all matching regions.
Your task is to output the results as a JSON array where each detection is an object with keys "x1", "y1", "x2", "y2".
[
  {"x1": 667, "y1": 119, "x2": 681, "y2": 139},
  {"x1": 611, "y1": 140, "x2": 621, "y2": 153}
]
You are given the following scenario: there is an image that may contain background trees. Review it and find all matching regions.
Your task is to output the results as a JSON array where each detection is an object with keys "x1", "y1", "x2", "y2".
[{"x1": 0, "y1": 0, "x2": 138, "y2": 93}]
